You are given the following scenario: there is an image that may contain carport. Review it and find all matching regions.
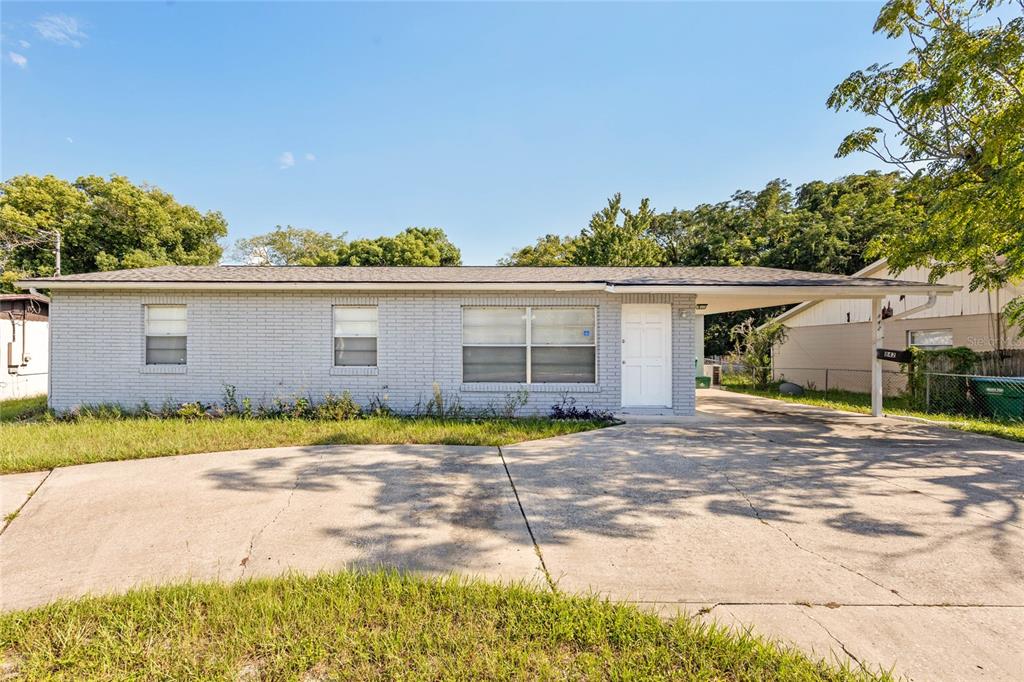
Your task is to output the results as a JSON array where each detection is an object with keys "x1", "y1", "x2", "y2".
[{"x1": 673, "y1": 274, "x2": 960, "y2": 416}]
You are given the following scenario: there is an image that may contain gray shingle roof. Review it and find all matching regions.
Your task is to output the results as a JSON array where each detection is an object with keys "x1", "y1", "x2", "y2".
[{"x1": 21, "y1": 265, "x2": 943, "y2": 288}]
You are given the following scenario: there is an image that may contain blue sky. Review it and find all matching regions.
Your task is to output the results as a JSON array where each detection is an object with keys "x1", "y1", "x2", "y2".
[{"x1": 2, "y1": 2, "x2": 908, "y2": 264}]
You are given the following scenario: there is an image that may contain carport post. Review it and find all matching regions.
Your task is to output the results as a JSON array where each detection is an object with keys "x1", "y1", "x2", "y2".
[{"x1": 871, "y1": 296, "x2": 884, "y2": 417}]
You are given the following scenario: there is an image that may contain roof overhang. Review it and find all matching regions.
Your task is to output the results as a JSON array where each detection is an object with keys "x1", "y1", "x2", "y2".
[{"x1": 17, "y1": 278, "x2": 959, "y2": 315}]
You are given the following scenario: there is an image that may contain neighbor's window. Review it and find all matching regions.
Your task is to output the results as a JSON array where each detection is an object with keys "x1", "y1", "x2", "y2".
[
  {"x1": 145, "y1": 305, "x2": 187, "y2": 365},
  {"x1": 334, "y1": 306, "x2": 378, "y2": 366},
  {"x1": 462, "y1": 306, "x2": 596, "y2": 383},
  {"x1": 908, "y1": 329, "x2": 954, "y2": 349}
]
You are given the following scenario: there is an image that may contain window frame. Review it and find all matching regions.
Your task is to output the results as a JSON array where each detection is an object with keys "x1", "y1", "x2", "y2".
[
  {"x1": 461, "y1": 305, "x2": 597, "y2": 384},
  {"x1": 907, "y1": 328, "x2": 954, "y2": 350},
  {"x1": 332, "y1": 305, "x2": 379, "y2": 368},
  {"x1": 143, "y1": 304, "x2": 187, "y2": 366}
]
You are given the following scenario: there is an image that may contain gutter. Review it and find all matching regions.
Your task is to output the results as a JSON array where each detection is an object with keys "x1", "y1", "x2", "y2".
[{"x1": 886, "y1": 292, "x2": 938, "y2": 321}]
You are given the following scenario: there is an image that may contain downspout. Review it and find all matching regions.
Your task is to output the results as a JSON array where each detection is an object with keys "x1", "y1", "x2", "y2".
[{"x1": 887, "y1": 292, "x2": 938, "y2": 322}]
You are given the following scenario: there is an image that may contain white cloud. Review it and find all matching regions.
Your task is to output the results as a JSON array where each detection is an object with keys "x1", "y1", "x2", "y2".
[
  {"x1": 278, "y1": 151, "x2": 295, "y2": 169},
  {"x1": 33, "y1": 14, "x2": 87, "y2": 47},
  {"x1": 66, "y1": 137, "x2": 74, "y2": 143},
  {"x1": 304, "y1": 152, "x2": 316, "y2": 162},
  {"x1": 9, "y1": 52, "x2": 27, "y2": 68},
  {"x1": 19, "y1": 40, "x2": 31, "y2": 49}
]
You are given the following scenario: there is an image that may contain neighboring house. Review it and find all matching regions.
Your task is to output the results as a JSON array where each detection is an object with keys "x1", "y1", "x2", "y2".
[
  {"x1": 1, "y1": 293, "x2": 50, "y2": 401},
  {"x1": 18, "y1": 266, "x2": 954, "y2": 415},
  {"x1": 770, "y1": 259, "x2": 1024, "y2": 391}
]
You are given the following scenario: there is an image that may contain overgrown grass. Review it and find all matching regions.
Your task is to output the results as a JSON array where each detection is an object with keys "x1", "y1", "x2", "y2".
[
  {"x1": 0, "y1": 395, "x2": 47, "y2": 423},
  {"x1": 721, "y1": 380, "x2": 1024, "y2": 443},
  {"x1": 0, "y1": 571, "x2": 888, "y2": 681},
  {"x1": 0, "y1": 412, "x2": 606, "y2": 474}
]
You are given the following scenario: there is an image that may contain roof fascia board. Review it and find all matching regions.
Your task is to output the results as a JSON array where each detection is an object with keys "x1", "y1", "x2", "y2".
[
  {"x1": 16, "y1": 280, "x2": 608, "y2": 292},
  {"x1": 20, "y1": 279, "x2": 960, "y2": 297}
]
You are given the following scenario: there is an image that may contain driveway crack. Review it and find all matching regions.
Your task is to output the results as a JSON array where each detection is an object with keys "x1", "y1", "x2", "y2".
[
  {"x1": 800, "y1": 608, "x2": 866, "y2": 671},
  {"x1": 240, "y1": 452, "x2": 325, "y2": 576},
  {"x1": 497, "y1": 446, "x2": 555, "y2": 591},
  {"x1": 713, "y1": 466, "x2": 915, "y2": 605},
  {"x1": 0, "y1": 468, "x2": 54, "y2": 536}
]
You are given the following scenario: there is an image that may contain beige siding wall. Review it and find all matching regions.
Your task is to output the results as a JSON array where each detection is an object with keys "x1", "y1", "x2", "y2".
[{"x1": 774, "y1": 313, "x2": 1018, "y2": 392}]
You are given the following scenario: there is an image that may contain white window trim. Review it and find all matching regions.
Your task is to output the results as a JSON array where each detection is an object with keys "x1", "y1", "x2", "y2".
[
  {"x1": 332, "y1": 305, "x2": 379, "y2": 369},
  {"x1": 141, "y1": 303, "x2": 188, "y2": 372},
  {"x1": 461, "y1": 306, "x2": 598, "y2": 385},
  {"x1": 907, "y1": 328, "x2": 954, "y2": 349}
]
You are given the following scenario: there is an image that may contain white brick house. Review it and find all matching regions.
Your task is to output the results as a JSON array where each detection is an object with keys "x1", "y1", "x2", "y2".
[{"x1": 18, "y1": 266, "x2": 955, "y2": 416}]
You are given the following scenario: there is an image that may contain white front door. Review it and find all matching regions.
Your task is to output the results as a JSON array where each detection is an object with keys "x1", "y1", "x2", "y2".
[{"x1": 621, "y1": 304, "x2": 672, "y2": 407}]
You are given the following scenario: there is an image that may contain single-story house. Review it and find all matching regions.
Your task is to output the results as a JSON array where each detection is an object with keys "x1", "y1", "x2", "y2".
[
  {"x1": 17, "y1": 265, "x2": 957, "y2": 416},
  {"x1": 1, "y1": 293, "x2": 50, "y2": 401},
  {"x1": 768, "y1": 259, "x2": 1024, "y2": 392}
]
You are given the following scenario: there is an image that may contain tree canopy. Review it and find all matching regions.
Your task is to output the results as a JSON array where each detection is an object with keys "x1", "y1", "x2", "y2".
[
  {"x1": 828, "y1": 0, "x2": 1024, "y2": 324},
  {"x1": 500, "y1": 173, "x2": 923, "y2": 354},
  {"x1": 1, "y1": 174, "x2": 227, "y2": 291},
  {"x1": 233, "y1": 226, "x2": 462, "y2": 267}
]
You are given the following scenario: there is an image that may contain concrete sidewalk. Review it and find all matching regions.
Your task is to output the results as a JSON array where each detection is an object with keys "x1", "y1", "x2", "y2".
[{"x1": 2, "y1": 392, "x2": 1022, "y2": 680}]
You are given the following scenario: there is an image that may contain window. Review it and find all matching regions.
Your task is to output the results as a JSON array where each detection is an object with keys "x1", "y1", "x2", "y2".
[
  {"x1": 145, "y1": 305, "x2": 187, "y2": 365},
  {"x1": 908, "y1": 329, "x2": 954, "y2": 349},
  {"x1": 462, "y1": 306, "x2": 596, "y2": 383},
  {"x1": 334, "y1": 306, "x2": 378, "y2": 366}
]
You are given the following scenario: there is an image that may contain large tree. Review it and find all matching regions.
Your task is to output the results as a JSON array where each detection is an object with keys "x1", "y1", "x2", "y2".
[
  {"x1": 1, "y1": 174, "x2": 227, "y2": 290},
  {"x1": 233, "y1": 226, "x2": 462, "y2": 267},
  {"x1": 828, "y1": 0, "x2": 1024, "y2": 325},
  {"x1": 502, "y1": 174, "x2": 923, "y2": 354},
  {"x1": 499, "y1": 194, "x2": 662, "y2": 267}
]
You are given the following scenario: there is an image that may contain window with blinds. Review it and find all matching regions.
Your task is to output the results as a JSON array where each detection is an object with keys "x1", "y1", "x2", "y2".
[
  {"x1": 334, "y1": 306, "x2": 378, "y2": 366},
  {"x1": 462, "y1": 306, "x2": 596, "y2": 383},
  {"x1": 145, "y1": 305, "x2": 187, "y2": 365}
]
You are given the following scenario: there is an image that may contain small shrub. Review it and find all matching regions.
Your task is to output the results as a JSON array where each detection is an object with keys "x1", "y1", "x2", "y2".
[
  {"x1": 549, "y1": 395, "x2": 614, "y2": 421},
  {"x1": 175, "y1": 402, "x2": 207, "y2": 421},
  {"x1": 499, "y1": 388, "x2": 530, "y2": 419},
  {"x1": 366, "y1": 393, "x2": 394, "y2": 417},
  {"x1": 313, "y1": 392, "x2": 362, "y2": 420},
  {"x1": 425, "y1": 383, "x2": 464, "y2": 419},
  {"x1": 222, "y1": 385, "x2": 240, "y2": 416}
]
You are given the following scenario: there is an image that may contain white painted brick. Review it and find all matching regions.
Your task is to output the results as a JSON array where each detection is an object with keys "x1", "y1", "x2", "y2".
[{"x1": 49, "y1": 290, "x2": 697, "y2": 416}]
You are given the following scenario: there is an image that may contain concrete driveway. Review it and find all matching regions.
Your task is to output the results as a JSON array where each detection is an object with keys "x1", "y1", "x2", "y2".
[{"x1": 2, "y1": 391, "x2": 1022, "y2": 680}]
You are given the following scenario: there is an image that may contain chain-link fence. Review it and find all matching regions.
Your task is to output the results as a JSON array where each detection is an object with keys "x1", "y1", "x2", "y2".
[
  {"x1": 717, "y1": 363, "x2": 1024, "y2": 422},
  {"x1": 908, "y1": 373, "x2": 1024, "y2": 420}
]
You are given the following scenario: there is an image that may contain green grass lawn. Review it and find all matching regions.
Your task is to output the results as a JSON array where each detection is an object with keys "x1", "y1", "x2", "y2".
[
  {"x1": 0, "y1": 395, "x2": 47, "y2": 423},
  {"x1": 0, "y1": 571, "x2": 887, "y2": 681},
  {"x1": 0, "y1": 398, "x2": 607, "y2": 474},
  {"x1": 721, "y1": 381, "x2": 1024, "y2": 443}
]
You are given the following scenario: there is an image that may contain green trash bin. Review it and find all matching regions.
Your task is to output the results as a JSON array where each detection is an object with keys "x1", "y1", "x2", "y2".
[
  {"x1": 696, "y1": 376, "x2": 711, "y2": 389},
  {"x1": 970, "y1": 377, "x2": 1024, "y2": 420}
]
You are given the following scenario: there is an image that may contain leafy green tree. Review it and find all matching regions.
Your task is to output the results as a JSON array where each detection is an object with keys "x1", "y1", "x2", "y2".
[
  {"x1": 342, "y1": 227, "x2": 462, "y2": 266},
  {"x1": 730, "y1": 319, "x2": 789, "y2": 389},
  {"x1": 234, "y1": 226, "x2": 462, "y2": 267},
  {"x1": 1, "y1": 174, "x2": 227, "y2": 290},
  {"x1": 498, "y1": 234, "x2": 577, "y2": 266},
  {"x1": 233, "y1": 226, "x2": 344, "y2": 266},
  {"x1": 570, "y1": 194, "x2": 663, "y2": 266},
  {"x1": 828, "y1": 0, "x2": 1024, "y2": 325}
]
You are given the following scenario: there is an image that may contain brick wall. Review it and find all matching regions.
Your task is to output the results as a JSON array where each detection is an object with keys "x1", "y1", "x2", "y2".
[{"x1": 49, "y1": 290, "x2": 697, "y2": 416}]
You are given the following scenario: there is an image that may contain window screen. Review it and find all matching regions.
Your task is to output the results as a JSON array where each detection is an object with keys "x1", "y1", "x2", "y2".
[
  {"x1": 145, "y1": 305, "x2": 187, "y2": 365},
  {"x1": 334, "y1": 306, "x2": 378, "y2": 366}
]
